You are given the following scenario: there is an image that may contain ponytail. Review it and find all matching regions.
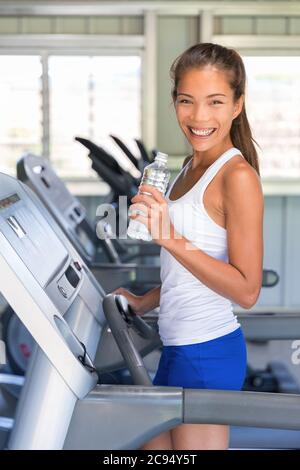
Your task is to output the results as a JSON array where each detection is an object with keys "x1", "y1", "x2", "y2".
[{"x1": 231, "y1": 107, "x2": 260, "y2": 175}]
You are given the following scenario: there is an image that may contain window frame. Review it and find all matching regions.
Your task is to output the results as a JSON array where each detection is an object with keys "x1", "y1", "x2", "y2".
[
  {"x1": 0, "y1": 34, "x2": 146, "y2": 187},
  {"x1": 210, "y1": 34, "x2": 300, "y2": 195}
]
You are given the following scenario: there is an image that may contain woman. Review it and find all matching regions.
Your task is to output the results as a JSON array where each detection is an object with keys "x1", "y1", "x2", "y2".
[{"x1": 114, "y1": 43, "x2": 263, "y2": 450}]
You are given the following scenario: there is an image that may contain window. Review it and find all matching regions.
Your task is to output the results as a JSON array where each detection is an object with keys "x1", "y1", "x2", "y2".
[
  {"x1": 243, "y1": 56, "x2": 300, "y2": 178},
  {"x1": 49, "y1": 55, "x2": 141, "y2": 178},
  {"x1": 0, "y1": 56, "x2": 42, "y2": 175},
  {"x1": 0, "y1": 54, "x2": 141, "y2": 179}
]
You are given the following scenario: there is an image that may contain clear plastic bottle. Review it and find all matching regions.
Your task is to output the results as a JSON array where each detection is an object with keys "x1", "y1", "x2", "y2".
[{"x1": 127, "y1": 151, "x2": 170, "y2": 241}]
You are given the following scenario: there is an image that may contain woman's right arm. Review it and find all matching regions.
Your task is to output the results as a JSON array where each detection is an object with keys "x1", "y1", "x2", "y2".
[
  {"x1": 111, "y1": 157, "x2": 190, "y2": 314},
  {"x1": 112, "y1": 157, "x2": 191, "y2": 314},
  {"x1": 112, "y1": 285, "x2": 161, "y2": 316}
]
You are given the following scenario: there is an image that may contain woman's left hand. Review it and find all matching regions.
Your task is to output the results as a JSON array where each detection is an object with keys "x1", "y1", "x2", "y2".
[{"x1": 129, "y1": 184, "x2": 174, "y2": 246}]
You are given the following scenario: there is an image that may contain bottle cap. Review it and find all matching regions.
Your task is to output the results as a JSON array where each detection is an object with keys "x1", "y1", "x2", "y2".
[{"x1": 154, "y1": 152, "x2": 168, "y2": 163}]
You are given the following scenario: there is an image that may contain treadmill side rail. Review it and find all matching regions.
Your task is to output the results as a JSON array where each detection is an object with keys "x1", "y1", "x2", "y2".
[{"x1": 64, "y1": 385, "x2": 183, "y2": 450}]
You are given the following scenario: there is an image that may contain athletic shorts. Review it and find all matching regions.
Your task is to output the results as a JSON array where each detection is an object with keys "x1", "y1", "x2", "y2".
[{"x1": 153, "y1": 327, "x2": 247, "y2": 391}]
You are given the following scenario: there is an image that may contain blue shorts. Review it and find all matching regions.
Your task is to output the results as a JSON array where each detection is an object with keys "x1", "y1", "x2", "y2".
[{"x1": 153, "y1": 328, "x2": 247, "y2": 391}]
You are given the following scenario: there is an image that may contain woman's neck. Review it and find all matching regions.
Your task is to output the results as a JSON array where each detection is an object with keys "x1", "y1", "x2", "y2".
[{"x1": 191, "y1": 138, "x2": 234, "y2": 170}]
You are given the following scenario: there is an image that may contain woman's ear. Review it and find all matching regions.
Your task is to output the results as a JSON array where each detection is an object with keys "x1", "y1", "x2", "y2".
[{"x1": 233, "y1": 95, "x2": 244, "y2": 120}]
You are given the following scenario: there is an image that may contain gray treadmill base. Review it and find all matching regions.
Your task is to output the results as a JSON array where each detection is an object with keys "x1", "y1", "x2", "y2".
[
  {"x1": 230, "y1": 426, "x2": 300, "y2": 449},
  {"x1": 2, "y1": 424, "x2": 300, "y2": 450}
]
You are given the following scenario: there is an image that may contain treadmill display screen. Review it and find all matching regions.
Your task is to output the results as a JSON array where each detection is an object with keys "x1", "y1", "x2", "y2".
[{"x1": 0, "y1": 193, "x2": 20, "y2": 210}]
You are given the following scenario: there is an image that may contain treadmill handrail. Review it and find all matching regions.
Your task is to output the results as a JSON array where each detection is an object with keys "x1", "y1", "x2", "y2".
[
  {"x1": 64, "y1": 384, "x2": 300, "y2": 450},
  {"x1": 103, "y1": 294, "x2": 153, "y2": 386},
  {"x1": 183, "y1": 388, "x2": 300, "y2": 430}
]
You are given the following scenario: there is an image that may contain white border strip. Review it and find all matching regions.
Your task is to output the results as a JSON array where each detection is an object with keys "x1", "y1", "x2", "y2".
[{"x1": 0, "y1": 2, "x2": 299, "y2": 17}]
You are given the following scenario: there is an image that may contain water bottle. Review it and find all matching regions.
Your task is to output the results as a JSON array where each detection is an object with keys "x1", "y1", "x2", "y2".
[{"x1": 127, "y1": 151, "x2": 170, "y2": 241}]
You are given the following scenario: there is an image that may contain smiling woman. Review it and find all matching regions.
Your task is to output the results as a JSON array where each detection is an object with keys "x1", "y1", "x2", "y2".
[
  {"x1": 170, "y1": 45, "x2": 259, "y2": 175},
  {"x1": 173, "y1": 65, "x2": 244, "y2": 166},
  {"x1": 117, "y1": 43, "x2": 263, "y2": 451},
  {"x1": 175, "y1": 90, "x2": 227, "y2": 140}
]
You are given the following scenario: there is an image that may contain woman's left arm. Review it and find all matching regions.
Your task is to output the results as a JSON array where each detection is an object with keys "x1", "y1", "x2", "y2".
[{"x1": 130, "y1": 165, "x2": 264, "y2": 309}]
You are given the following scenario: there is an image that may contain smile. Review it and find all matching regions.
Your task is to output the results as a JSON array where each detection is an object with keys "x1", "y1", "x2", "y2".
[{"x1": 189, "y1": 127, "x2": 216, "y2": 137}]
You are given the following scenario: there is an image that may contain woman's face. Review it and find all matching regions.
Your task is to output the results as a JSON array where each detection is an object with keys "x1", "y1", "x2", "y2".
[{"x1": 174, "y1": 65, "x2": 243, "y2": 154}]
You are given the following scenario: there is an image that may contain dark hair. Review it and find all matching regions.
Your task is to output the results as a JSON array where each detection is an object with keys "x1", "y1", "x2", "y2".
[{"x1": 170, "y1": 43, "x2": 260, "y2": 175}]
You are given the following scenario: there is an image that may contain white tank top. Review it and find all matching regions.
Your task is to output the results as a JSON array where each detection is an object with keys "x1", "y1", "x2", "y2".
[{"x1": 159, "y1": 147, "x2": 242, "y2": 346}]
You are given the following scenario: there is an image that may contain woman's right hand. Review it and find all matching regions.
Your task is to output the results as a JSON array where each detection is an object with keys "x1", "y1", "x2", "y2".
[{"x1": 112, "y1": 287, "x2": 147, "y2": 316}]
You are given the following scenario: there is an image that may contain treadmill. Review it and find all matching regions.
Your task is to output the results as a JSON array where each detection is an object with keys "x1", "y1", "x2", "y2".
[
  {"x1": 17, "y1": 153, "x2": 161, "y2": 293},
  {"x1": 1, "y1": 172, "x2": 300, "y2": 449}
]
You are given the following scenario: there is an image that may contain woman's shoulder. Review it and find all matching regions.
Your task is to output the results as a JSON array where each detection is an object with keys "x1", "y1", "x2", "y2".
[{"x1": 222, "y1": 154, "x2": 263, "y2": 201}]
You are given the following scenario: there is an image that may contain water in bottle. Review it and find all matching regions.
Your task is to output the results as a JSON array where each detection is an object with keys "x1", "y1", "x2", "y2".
[{"x1": 127, "y1": 151, "x2": 170, "y2": 241}]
